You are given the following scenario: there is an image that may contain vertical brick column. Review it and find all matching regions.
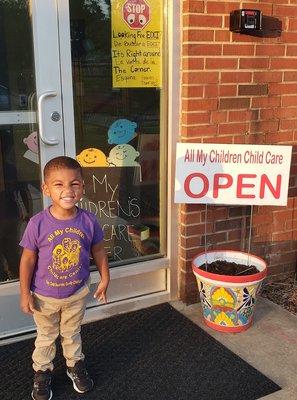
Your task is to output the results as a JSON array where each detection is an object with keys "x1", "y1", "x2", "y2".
[{"x1": 180, "y1": 0, "x2": 297, "y2": 304}]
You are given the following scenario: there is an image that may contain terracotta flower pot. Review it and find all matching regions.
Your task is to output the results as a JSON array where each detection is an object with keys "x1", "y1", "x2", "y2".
[{"x1": 192, "y1": 250, "x2": 267, "y2": 333}]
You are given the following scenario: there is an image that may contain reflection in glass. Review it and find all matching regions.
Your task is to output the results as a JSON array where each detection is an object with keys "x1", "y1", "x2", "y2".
[
  {"x1": 70, "y1": 1, "x2": 165, "y2": 265},
  {"x1": 0, "y1": 1, "x2": 42, "y2": 283}
]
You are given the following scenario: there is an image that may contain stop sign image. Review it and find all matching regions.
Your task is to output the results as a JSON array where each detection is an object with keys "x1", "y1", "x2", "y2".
[{"x1": 123, "y1": 0, "x2": 150, "y2": 30}]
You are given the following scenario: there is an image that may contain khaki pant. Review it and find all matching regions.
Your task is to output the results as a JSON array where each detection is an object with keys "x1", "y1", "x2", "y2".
[{"x1": 32, "y1": 285, "x2": 89, "y2": 372}]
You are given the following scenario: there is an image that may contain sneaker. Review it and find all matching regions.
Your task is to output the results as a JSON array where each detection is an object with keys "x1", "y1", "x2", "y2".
[
  {"x1": 31, "y1": 370, "x2": 53, "y2": 400},
  {"x1": 67, "y1": 360, "x2": 94, "y2": 393}
]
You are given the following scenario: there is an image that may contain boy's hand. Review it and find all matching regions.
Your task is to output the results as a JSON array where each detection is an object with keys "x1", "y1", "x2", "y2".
[
  {"x1": 93, "y1": 280, "x2": 109, "y2": 304},
  {"x1": 20, "y1": 292, "x2": 35, "y2": 314}
]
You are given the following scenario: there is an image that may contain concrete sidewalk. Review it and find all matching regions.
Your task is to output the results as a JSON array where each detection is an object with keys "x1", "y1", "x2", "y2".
[{"x1": 172, "y1": 297, "x2": 297, "y2": 399}]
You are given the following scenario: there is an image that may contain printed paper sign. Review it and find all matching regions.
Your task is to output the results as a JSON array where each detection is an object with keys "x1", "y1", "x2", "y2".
[
  {"x1": 175, "y1": 143, "x2": 292, "y2": 206},
  {"x1": 111, "y1": 0, "x2": 162, "y2": 88}
]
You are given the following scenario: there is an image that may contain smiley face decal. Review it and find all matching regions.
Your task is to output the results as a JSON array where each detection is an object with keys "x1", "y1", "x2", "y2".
[
  {"x1": 76, "y1": 148, "x2": 108, "y2": 167},
  {"x1": 107, "y1": 144, "x2": 140, "y2": 167},
  {"x1": 108, "y1": 119, "x2": 137, "y2": 145}
]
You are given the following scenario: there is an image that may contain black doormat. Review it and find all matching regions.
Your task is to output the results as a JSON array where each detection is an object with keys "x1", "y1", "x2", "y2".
[{"x1": 0, "y1": 303, "x2": 281, "y2": 400}]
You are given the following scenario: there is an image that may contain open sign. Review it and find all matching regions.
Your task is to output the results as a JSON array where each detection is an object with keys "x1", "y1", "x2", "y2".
[
  {"x1": 123, "y1": 0, "x2": 150, "y2": 30},
  {"x1": 175, "y1": 143, "x2": 292, "y2": 206}
]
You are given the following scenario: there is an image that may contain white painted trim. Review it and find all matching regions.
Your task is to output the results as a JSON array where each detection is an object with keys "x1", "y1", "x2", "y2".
[
  {"x1": 166, "y1": 0, "x2": 181, "y2": 300},
  {"x1": 84, "y1": 291, "x2": 171, "y2": 323},
  {"x1": 31, "y1": 0, "x2": 65, "y2": 172},
  {"x1": 57, "y1": 0, "x2": 76, "y2": 157},
  {"x1": 90, "y1": 257, "x2": 170, "y2": 283},
  {"x1": 0, "y1": 111, "x2": 36, "y2": 125}
]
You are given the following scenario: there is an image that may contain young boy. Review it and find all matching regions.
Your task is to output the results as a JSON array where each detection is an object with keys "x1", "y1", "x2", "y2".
[{"x1": 19, "y1": 156, "x2": 109, "y2": 400}]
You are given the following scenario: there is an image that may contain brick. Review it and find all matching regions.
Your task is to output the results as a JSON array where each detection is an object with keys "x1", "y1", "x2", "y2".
[
  {"x1": 272, "y1": 231, "x2": 295, "y2": 241},
  {"x1": 229, "y1": 206, "x2": 249, "y2": 218},
  {"x1": 182, "y1": 85, "x2": 204, "y2": 97},
  {"x1": 255, "y1": 44, "x2": 285, "y2": 56},
  {"x1": 274, "y1": 5, "x2": 297, "y2": 17},
  {"x1": 182, "y1": 57, "x2": 204, "y2": 70},
  {"x1": 238, "y1": 84, "x2": 268, "y2": 96},
  {"x1": 284, "y1": 71, "x2": 297, "y2": 81},
  {"x1": 260, "y1": 109, "x2": 275, "y2": 120},
  {"x1": 253, "y1": 71, "x2": 282, "y2": 83},
  {"x1": 180, "y1": 246, "x2": 205, "y2": 260},
  {"x1": 243, "y1": 2, "x2": 273, "y2": 15},
  {"x1": 182, "y1": 125, "x2": 218, "y2": 137},
  {"x1": 281, "y1": 119, "x2": 297, "y2": 129},
  {"x1": 269, "y1": 83, "x2": 297, "y2": 95},
  {"x1": 223, "y1": 44, "x2": 254, "y2": 56},
  {"x1": 273, "y1": 210, "x2": 293, "y2": 223},
  {"x1": 183, "y1": 0, "x2": 204, "y2": 13},
  {"x1": 229, "y1": 110, "x2": 259, "y2": 122},
  {"x1": 215, "y1": 218, "x2": 243, "y2": 231},
  {"x1": 183, "y1": 98, "x2": 218, "y2": 112},
  {"x1": 232, "y1": 32, "x2": 264, "y2": 43},
  {"x1": 274, "y1": 107, "x2": 297, "y2": 119},
  {"x1": 181, "y1": 235, "x2": 205, "y2": 249},
  {"x1": 251, "y1": 96, "x2": 281, "y2": 108},
  {"x1": 215, "y1": 30, "x2": 231, "y2": 42},
  {"x1": 182, "y1": 112, "x2": 210, "y2": 124},
  {"x1": 289, "y1": 18, "x2": 297, "y2": 31},
  {"x1": 180, "y1": 211, "x2": 201, "y2": 225},
  {"x1": 211, "y1": 110, "x2": 228, "y2": 123},
  {"x1": 206, "y1": 2, "x2": 240, "y2": 14},
  {"x1": 204, "y1": 85, "x2": 219, "y2": 98},
  {"x1": 203, "y1": 207, "x2": 229, "y2": 221},
  {"x1": 219, "y1": 97, "x2": 250, "y2": 109},
  {"x1": 250, "y1": 120, "x2": 279, "y2": 133},
  {"x1": 181, "y1": 222, "x2": 208, "y2": 237},
  {"x1": 286, "y1": 45, "x2": 297, "y2": 56},
  {"x1": 184, "y1": 44, "x2": 222, "y2": 56},
  {"x1": 201, "y1": 232, "x2": 228, "y2": 245},
  {"x1": 219, "y1": 85, "x2": 237, "y2": 96},
  {"x1": 282, "y1": 95, "x2": 297, "y2": 107},
  {"x1": 204, "y1": 136, "x2": 234, "y2": 144},
  {"x1": 228, "y1": 229, "x2": 243, "y2": 241},
  {"x1": 205, "y1": 58, "x2": 238, "y2": 69},
  {"x1": 221, "y1": 72, "x2": 252, "y2": 83},
  {"x1": 218, "y1": 122, "x2": 248, "y2": 135},
  {"x1": 240, "y1": 58, "x2": 270, "y2": 69},
  {"x1": 183, "y1": 30, "x2": 214, "y2": 42},
  {"x1": 235, "y1": 133, "x2": 265, "y2": 144},
  {"x1": 184, "y1": 15, "x2": 223, "y2": 28},
  {"x1": 181, "y1": 204, "x2": 204, "y2": 214},
  {"x1": 183, "y1": 72, "x2": 219, "y2": 84},
  {"x1": 281, "y1": 32, "x2": 297, "y2": 42},
  {"x1": 271, "y1": 58, "x2": 297, "y2": 69}
]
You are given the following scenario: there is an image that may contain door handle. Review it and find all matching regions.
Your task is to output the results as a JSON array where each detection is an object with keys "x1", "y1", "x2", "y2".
[{"x1": 38, "y1": 91, "x2": 59, "y2": 145}]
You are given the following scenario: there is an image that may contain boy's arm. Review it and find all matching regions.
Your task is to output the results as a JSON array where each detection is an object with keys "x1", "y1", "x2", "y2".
[
  {"x1": 91, "y1": 241, "x2": 110, "y2": 303},
  {"x1": 19, "y1": 248, "x2": 37, "y2": 314}
]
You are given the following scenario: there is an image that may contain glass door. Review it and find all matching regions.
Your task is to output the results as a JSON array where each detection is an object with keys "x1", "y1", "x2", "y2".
[
  {"x1": 0, "y1": 0, "x2": 65, "y2": 339},
  {"x1": 62, "y1": 0, "x2": 169, "y2": 311},
  {"x1": 0, "y1": 0, "x2": 169, "y2": 340}
]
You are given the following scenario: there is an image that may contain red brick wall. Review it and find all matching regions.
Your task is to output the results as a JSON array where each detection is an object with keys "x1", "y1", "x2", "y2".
[{"x1": 180, "y1": 0, "x2": 297, "y2": 303}]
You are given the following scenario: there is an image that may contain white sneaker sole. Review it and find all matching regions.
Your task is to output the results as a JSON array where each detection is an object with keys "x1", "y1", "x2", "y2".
[
  {"x1": 31, "y1": 389, "x2": 53, "y2": 400},
  {"x1": 66, "y1": 370, "x2": 94, "y2": 393}
]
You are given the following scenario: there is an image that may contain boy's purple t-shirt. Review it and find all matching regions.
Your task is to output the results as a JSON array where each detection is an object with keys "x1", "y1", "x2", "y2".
[{"x1": 19, "y1": 207, "x2": 103, "y2": 299}]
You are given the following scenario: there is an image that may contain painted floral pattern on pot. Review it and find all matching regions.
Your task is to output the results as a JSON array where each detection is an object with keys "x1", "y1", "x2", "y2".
[{"x1": 198, "y1": 280, "x2": 260, "y2": 329}]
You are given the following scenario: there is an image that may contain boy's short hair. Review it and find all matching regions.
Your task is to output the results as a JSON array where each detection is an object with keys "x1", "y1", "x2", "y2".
[{"x1": 44, "y1": 156, "x2": 82, "y2": 181}]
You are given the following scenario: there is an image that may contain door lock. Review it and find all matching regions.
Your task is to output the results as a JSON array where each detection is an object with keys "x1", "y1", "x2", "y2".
[{"x1": 51, "y1": 111, "x2": 61, "y2": 122}]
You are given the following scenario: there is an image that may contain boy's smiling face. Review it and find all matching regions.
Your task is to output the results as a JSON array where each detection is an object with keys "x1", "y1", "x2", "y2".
[{"x1": 42, "y1": 168, "x2": 84, "y2": 217}]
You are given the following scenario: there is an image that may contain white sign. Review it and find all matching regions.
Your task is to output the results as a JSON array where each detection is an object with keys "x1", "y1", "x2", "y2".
[{"x1": 175, "y1": 143, "x2": 292, "y2": 206}]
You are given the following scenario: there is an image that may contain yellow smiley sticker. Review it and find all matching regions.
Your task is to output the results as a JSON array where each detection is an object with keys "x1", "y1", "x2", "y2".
[{"x1": 76, "y1": 148, "x2": 108, "y2": 167}]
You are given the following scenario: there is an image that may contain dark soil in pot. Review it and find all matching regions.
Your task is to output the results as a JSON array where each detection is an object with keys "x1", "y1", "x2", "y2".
[{"x1": 200, "y1": 260, "x2": 259, "y2": 276}]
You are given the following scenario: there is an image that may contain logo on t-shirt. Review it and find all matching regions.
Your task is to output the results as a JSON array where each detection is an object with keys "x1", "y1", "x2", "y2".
[{"x1": 52, "y1": 238, "x2": 81, "y2": 271}]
